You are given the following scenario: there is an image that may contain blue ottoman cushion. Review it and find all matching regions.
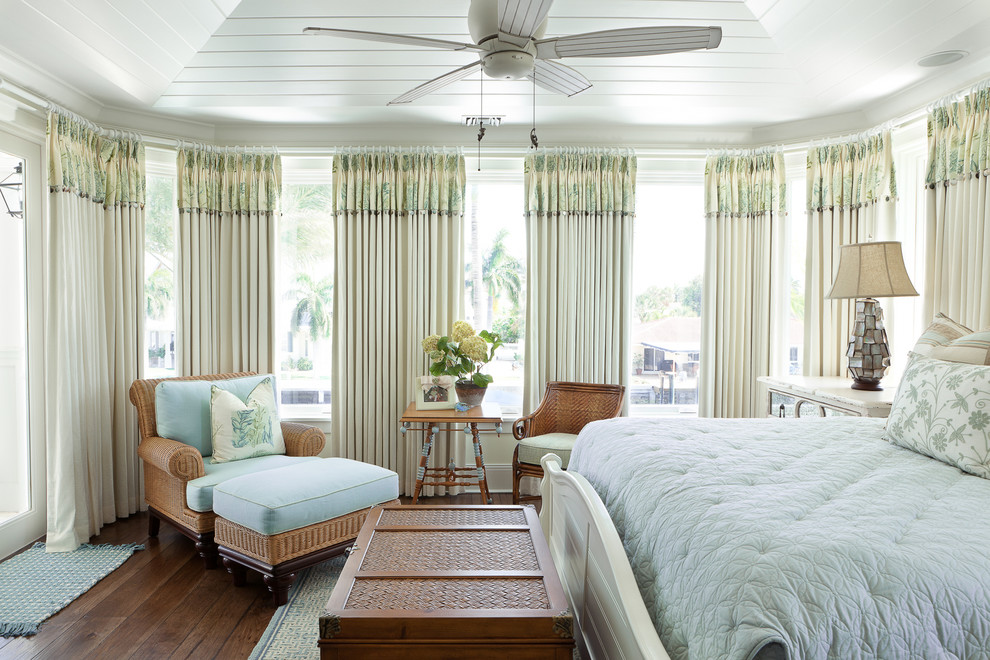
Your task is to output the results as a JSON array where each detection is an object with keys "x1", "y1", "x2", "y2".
[
  {"x1": 213, "y1": 458, "x2": 399, "y2": 535},
  {"x1": 186, "y1": 454, "x2": 320, "y2": 512}
]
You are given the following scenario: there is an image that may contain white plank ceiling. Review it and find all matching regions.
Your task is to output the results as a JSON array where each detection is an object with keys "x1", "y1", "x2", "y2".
[{"x1": 1, "y1": 0, "x2": 989, "y2": 144}]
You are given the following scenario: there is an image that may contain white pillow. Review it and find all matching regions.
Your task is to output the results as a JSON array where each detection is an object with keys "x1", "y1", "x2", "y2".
[
  {"x1": 929, "y1": 328, "x2": 990, "y2": 366},
  {"x1": 210, "y1": 376, "x2": 285, "y2": 464},
  {"x1": 911, "y1": 312, "x2": 971, "y2": 356},
  {"x1": 885, "y1": 352, "x2": 990, "y2": 480}
]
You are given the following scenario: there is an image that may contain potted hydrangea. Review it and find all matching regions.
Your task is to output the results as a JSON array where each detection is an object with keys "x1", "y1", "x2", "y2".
[{"x1": 421, "y1": 321, "x2": 503, "y2": 407}]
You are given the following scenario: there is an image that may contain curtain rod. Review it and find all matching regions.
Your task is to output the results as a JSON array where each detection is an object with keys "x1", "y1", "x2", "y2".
[
  {"x1": 928, "y1": 75, "x2": 990, "y2": 112},
  {"x1": 0, "y1": 76, "x2": 937, "y2": 160}
]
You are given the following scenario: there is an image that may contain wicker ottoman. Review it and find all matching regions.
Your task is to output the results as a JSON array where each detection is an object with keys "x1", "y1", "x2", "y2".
[{"x1": 213, "y1": 458, "x2": 400, "y2": 606}]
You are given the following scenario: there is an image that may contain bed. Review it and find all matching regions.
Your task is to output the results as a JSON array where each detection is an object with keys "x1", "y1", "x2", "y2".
[{"x1": 538, "y1": 415, "x2": 990, "y2": 660}]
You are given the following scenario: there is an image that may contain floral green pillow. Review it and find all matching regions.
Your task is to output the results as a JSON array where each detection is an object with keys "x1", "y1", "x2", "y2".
[
  {"x1": 210, "y1": 376, "x2": 285, "y2": 464},
  {"x1": 885, "y1": 352, "x2": 990, "y2": 479}
]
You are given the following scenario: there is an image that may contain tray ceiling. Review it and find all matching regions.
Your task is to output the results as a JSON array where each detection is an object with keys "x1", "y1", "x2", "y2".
[{"x1": 1, "y1": 0, "x2": 989, "y2": 144}]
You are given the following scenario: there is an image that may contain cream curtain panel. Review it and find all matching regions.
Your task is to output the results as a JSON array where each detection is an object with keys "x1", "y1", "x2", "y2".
[
  {"x1": 804, "y1": 131, "x2": 897, "y2": 376},
  {"x1": 176, "y1": 147, "x2": 279, "y2": 375},
  {"x1": 701, "y1": 149, "x2": 787, "y2": 418},
  {"x1": 332, "y1": 147, "x2": 465, "y2": 496},
  {"x1": 522, "y1": 147, "x2": 635, "y2": 414},
  {"x1": 45, "y1": 111, "x2": 145, "y2": 551},
  {"x1": 925, "y1": 84, "x2": 990, "y2": 330}
]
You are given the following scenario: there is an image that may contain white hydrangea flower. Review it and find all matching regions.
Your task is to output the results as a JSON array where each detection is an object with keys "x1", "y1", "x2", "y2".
[
  {"x1": 460, "y1": 335, "x2": 488, "y2": 363},
  {"x1": 451, "y1": 320, "x2": 475, "y2": 342},
  {"x1": 421, "y1": 334, "x2": 440, "y2": 353}
]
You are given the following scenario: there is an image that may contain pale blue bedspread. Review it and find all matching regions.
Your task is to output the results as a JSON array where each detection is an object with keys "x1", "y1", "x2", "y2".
[{"x1": 568, "y1": 417, "x2": 990, "y2": 660}]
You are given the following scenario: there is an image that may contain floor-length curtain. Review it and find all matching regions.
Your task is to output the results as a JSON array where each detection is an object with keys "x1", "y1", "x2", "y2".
[
  {"x1": 805, "y1": 131, "x2": 897, "y2": 376},
  {"x1": 925, "y1": 83, "x2": 990, "y2": 330},
  {"x1": 176, "y1": 146, "x2": 279, "y2": 375},
  {"x1": 701, "y1": 149, "x2": 787, "y2": 418},
  {"x1": 332, "y1": 147, "x2": 464, "y2": 496},
  {"x1": 522, "y1": 148, "x2": 635, "y2": 414},
  {"x1": 45, "y1": 111, "x2": 145, "y2": 552}
]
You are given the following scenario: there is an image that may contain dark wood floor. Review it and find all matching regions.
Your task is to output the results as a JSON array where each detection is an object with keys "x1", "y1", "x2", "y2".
[{"x1": 0, "y1": 492, "x2": 517, "y2": 660}]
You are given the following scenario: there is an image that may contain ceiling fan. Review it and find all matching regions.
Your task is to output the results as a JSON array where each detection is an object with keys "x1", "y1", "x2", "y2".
[{"x1": 304, "y1": 0, "x2": 722, "y2": 105}]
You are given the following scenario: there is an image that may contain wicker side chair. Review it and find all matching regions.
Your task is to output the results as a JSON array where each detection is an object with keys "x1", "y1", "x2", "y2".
[
  {"x1": 129, "y1": 372, "x2": 326, "y2": 568},
  {"x1": 511, "y1": 381, "x2": 625, "y2": 504}
]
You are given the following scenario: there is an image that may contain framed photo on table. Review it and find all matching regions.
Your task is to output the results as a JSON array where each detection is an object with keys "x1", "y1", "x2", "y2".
[{"x1": 415, "y1": 375, "x2": 456, "y2": 410}]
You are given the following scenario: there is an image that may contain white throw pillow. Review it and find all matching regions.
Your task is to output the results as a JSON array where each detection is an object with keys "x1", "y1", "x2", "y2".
[
  {"x1": 885, "y1": 352, "x2": 990, "y2": 480},
  {"x1": 929, "y1": 328, "x2": 990, "y2": 366},
  {"x1": 910, "y1": 313, "x2": 971, "y2": 356},
  {"x1": 210, "y1": 376, "x2": 285, "y2": 464}
]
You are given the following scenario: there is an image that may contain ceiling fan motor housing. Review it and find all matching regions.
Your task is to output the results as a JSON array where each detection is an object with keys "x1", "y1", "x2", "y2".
[{"x1": 483, "y1": 49, "x2": 536, "y2": 79}]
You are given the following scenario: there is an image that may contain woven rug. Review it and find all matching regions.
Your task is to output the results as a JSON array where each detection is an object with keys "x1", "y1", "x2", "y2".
[
  {"x1": 249, "y1": 556, "x2": 346, "y2": 659},
  {"x1": 0, "y1": 542, "x2": 143, "y2": 637}
]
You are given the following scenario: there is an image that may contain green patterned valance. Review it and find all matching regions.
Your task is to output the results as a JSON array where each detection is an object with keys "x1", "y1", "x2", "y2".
[
  {"x1": 927, "y1": 85, "x2": 990, "y2": 185},
  {"x1": 524, "y1": 148, "x2": 636, "y2": 216},
  {"x1": 332, "y1": 148, "x2": 465, "y2": 215},
  {"x1": 177, "y1": 147, "x2": 281, "y2": 214},
  {"x1": 807, "y1": 131, "x2": 896, "y2": 211},
  {"x1": 704, "y1": 150, "x2": 785, "y2": 217},
  {"x1": 47, "y1": 112, "x2": 145, "y2": 207}
]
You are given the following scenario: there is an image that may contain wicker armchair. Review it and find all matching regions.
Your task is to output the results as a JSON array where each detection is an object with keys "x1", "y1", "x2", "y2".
[
  {"x1": 512, "y1": 381, "x2": 625, "y2": 504},
  {"x1": 129, "y1": 372, "x2": 326, "y2": 568}
]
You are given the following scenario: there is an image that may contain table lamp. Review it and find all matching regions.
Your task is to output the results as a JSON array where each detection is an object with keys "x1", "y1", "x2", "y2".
[{"x1": 826, "y1": 241, "x2": 918, "y2": 391}]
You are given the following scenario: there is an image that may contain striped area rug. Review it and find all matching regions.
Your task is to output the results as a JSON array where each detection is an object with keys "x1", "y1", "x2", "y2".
[
  {"x1": 249, "y1": 556, "x2": 346, "y2": 659},
  {"x1": 0, "y1": 542, "x2": 143, "y2": 637}
]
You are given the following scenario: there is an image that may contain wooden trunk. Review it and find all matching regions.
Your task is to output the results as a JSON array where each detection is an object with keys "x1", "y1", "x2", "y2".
[{"x1": 319, "y1": 505, "x2": 574, "y2": 659}]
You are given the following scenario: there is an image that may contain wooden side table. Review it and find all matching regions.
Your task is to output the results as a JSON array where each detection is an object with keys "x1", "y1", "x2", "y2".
[
  {"x1": 758, "y1": 375, "x2": 896, "y2": 418},
  {"x1": 400, "y1": 402, "x2": 503, "y2": 504}
]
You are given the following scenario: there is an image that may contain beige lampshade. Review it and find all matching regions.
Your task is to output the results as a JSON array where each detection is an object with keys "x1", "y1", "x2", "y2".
[{"x1": 826, "y1": 241, "x2": 919, "y2": 300}]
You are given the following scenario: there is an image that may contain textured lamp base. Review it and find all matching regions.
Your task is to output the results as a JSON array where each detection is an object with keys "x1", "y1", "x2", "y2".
[{"x1": 846, "y1": 298, "x2": 890, "y2": 391}]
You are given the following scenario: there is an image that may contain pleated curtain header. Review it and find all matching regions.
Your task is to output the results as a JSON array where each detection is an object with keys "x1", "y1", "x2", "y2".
[
  {"x1": 47, "y1": 112, "x2": 146, "y2": 208},
  {"x1": 332, "y1": 147, "x2": 465, "y2": 215},
  {"x1": 704, "y1": 149, "x2": 786, "y2": 217},
  {"x1": 926, "y1": 84, "x2": 990, "y2": 185},
  {"x1": 807, "y1": 131, "x2": 897, "y2": 211},
  {"x1": 177, "y1": 147, "x2": 281, "y2": 214},
  {"x1": 524, "y1": 147, "x2": 636, "y2": 217}
]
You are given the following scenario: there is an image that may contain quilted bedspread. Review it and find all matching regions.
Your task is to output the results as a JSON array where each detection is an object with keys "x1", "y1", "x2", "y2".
[{"x1": 568, "y1": 416, "x2": 990, "y2": 660}]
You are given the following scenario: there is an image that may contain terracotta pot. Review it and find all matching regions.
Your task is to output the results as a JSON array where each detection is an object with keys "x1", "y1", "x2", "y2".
[{"x1": 455, "y1": 380, "x2": 487, "y2": 407}]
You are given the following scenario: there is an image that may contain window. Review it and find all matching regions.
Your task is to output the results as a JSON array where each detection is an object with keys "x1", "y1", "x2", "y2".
[
  {"x1": 276, "y1": 169, "x2": 333, "y2": 416},
  {"x1": 144, "y1": 150, "x2": 177, "y2": 377},
  {"x1": 888, "y1": 121, "x2": 929, "y2": 376},
  {"x1": 783, "y1": 158, "x2": 808, "y2": 377},
  {"x1": 630, "y1": 181, "x2": 705, "y2": 416},
  {"x1": 0, "y1": 151, "x2": 28, "y2": 526},
  {"x1": 463, "y1": 176, "x2": 525, "y2": 418}
]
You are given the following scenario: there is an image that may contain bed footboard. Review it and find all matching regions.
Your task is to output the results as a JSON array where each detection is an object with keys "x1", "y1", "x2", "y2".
[{"x1": 539, "y1": 453, "x2": 672, "y2": 660}]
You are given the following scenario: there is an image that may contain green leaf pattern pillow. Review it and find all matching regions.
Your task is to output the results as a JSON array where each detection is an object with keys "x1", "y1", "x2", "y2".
[
  {"x1": 885, "y1": 353, "x2": 990, "y2": 479},
  {"x1": 210, "y1": 377, "x2": 285, "y2": 463}
]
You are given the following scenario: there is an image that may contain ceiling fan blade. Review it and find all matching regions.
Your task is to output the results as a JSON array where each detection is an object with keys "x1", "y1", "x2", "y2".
[
  {"x1": 387, "y1": 61, "x2": 484, "y2": 105},
  {"x1": 528, "y1": 60, "x2": 592, "y2": 97},
  {"x1": 498, "y1": 0, "x2": 554, "y2": 42},
  {"x1": 303, "y1": 27, "x2": 485, "y2": 52},
  {"x1": 536, "y1": 26, "x2": 722, "y2": 59}
]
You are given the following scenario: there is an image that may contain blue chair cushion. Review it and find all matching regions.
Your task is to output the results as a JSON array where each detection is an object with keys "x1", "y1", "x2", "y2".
[
  {"x1": 517, "y1": 432, "x2": 579, "y2": 469},
  {"x1": 186, "y1": 454, "x2": 320, "y2": 512},
  {"x1": 155, "y1": 374, "x2": 271, "y2": 455},
  {"x1": 213, "y1": 458, "x2": 399, "y2": 536}
]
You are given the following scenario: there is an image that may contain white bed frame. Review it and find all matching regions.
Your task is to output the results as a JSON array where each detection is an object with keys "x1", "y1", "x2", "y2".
[{"x1": 539, "y1": 453, "x2": 673, "y2": 660}]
